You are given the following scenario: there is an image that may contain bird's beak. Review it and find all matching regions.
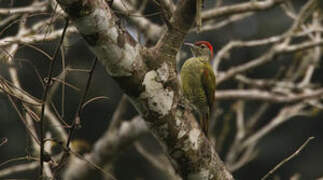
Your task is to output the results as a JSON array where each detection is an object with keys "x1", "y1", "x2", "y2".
[{"x1": 183, "y1": 42, "x2": 195, "y2": 47}]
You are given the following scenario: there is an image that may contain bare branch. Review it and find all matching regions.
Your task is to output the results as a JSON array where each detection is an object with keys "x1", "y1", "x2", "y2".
[
  {"x1": 113, "y1": 0, "x2": 163, "y2": 42},
  {"x1": 63, "y1": 116, "x2": 148, "y2": 179},
  {"x1": 216, "y1": 0, "x2": 320, "y2": 84},
  {"x1": 0, "y1": 27, "x2": 77, "y2": 47},
  {"x1": 0, "y1": 1, "x2": 47, "y2": 15},
  {"x1": 196, "y1": 12, "x2": 254, "y2": 33},
  {"x1": 216, "y1": 88, "x2": 323, "y2": 103},
  {"x1": 0, "y1": 161, "x2": 38, "y2": 178},
  {"x1": 39, "y1": 19, "x2": 69, "y2": 177},
  {"x1": 202, "y1": 0, "x2": 287, "y2": 21},
  {"x1": 66, "y1": 57, "x2": 97, "y2": 146},
  {"x1": 241, "y1": 103, "x2": 307, "y2": 149},
  {"x1": 261, "y1": 137, "x2": 315, "y2": 180}
]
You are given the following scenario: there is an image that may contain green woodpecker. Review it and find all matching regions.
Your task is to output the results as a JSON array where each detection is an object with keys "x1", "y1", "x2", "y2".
[{"x1": 180, "y1": 41, "x2": 216, "y2": 137}]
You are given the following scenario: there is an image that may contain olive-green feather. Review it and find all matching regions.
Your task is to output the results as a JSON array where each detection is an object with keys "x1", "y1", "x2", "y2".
[
  {"x1": 202, "y1": 63, "x2": 216, "y2": 109},
  {"x1": 181, "y1": 58, "x2": 206, "y2": 108},
  {"x1": 180, "y1": 56, "x2": 215, "y2": 114}
]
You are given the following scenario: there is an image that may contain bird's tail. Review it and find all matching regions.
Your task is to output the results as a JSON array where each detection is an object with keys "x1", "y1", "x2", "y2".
[{"x1": 201, "y1": 112, "x2": 209, "y2": 138}]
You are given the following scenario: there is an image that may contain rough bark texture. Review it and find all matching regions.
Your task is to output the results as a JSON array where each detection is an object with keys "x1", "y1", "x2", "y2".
[{"x1": 56, "y1": 0, "x2": 234, "y2": 179}]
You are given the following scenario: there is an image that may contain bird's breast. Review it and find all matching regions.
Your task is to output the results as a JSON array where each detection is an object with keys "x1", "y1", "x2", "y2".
[{"x1": 180, "y1": 58, "x2": 208, "y2": 108}]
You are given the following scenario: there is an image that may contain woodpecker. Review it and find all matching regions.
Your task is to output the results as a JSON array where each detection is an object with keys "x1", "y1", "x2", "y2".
[{"x1": 180, "y1": 41, "x2": 216, "y2": 137}]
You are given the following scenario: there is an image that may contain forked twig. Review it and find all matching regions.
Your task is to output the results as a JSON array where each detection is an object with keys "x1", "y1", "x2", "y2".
[
  {"x1": 56, "y1": 57, "x2": 98, "y2": 174},
  {"x1": 66, "y1": 57, "x2": 97, "y2": 148}
]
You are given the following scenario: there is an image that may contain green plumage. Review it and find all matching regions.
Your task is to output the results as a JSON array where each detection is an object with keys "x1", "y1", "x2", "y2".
[{"x1": 181, "y1": 55, "x2": 216, "y2": 137}]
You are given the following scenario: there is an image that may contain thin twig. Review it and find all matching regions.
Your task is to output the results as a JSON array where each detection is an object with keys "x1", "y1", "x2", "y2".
[
  {"x1": 81, "y1": 96, "x2": 110, "y2": 110},
  {"x1": 0, "y1": 161, "x2": 38, "y2": 178},
  {"x1": 241, "y1": 103, "x2": 306, "y2": 149},
  {"x1": 7, "y1": 94, "x2": 40, "y2": 145},
  {"x1": 65, "y1": 57, "x2": 97, "y2": 148},
  {"x1": 0, "y1": 156, "x2": 38, "y2": 171},
  {"x1": 215, "y1": 88, "x2": 323, "y2": 103},
  {"x1": 0, "y1": 14, "x2": 20, "y2": 28},
  {"x1": 56, "y1": 57, "x2": 98, "y2": 172},
  {"x1": 202, "y1": 0, "x2": 287, "y2": 20},
  {"x1": 60, "y1": 46, "x2": 66, "y2": 119},
  {"x1": 64, "y1": 144, "x2": 117, "y2": 180},
  {"x1": 261, "y1": 136, "x2": 315, "y2": 180},
  {"x1": 0, "y1": 1, "x2": 47, "y2": 15},
  {"x1": 39, "y1": 18, "x2": 69, "y2": 177}
]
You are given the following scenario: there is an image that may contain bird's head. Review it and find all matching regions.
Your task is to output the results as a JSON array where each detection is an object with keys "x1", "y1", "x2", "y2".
[{"x1": 184, "y1": 41, "x2": 214, "y2": 61}]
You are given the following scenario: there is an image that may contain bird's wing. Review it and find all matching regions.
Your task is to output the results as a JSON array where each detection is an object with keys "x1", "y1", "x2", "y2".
[{"x1": 201, "y1": 64, "x2": 216, "y2": 109}]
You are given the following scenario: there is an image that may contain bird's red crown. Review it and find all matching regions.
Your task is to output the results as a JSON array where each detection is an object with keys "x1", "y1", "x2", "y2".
[{"x1": 194, "y1": 41, "x2": 214, "y2": 59}]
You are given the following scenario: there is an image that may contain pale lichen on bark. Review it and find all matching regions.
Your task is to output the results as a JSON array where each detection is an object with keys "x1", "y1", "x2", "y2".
[
  {"x1": 156, "y1": 62, "x2": 170, "y2": 82},
  {"x1": 188, "y1": 168, "x2": 211, "y2": 180},
  {"x1": 60, "y1": 2, "x2": 139, "y2": 76},
  {"x1": 176, "y1": 114, "x2": 187, "y2": 139},
  {"x1": 74, "y1": 8, "x2": 113, "y2": 35},
  {"x1": 188, "y1": 128, "x2": 201, "y2": 150},
  {"x1": 78, "y1": 8, "x2": 138, "y2": 76},
  {"x1": 93, "y1": 43, "x2": 140, "y2": 76},
  {"x1": 140, "y1": 70, "x2": 174, "y2": 116}
]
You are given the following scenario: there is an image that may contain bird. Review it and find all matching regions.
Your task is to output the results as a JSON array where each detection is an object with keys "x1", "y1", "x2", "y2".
[{"x1": 180, "y1": 41, "x2": 216, "y2": 137}]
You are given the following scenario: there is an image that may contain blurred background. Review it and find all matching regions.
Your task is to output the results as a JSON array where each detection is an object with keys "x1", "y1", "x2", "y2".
[{"x1": 1, "y1": 0, "x2": 323, "y2": 179}]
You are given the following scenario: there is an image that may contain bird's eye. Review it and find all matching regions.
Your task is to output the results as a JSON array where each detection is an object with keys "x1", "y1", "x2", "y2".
[{"x1": 200, "y1": 44, "x2": 206, "y2": 48}]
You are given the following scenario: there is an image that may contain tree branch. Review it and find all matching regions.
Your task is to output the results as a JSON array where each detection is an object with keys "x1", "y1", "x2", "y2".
[
  {"x1": 202, "y1": 0, "x2": 287, "y2": 21},
  {"x1": 63, "y1": 116, "x2": 148, "y2": 179},
  {"x1": 215, "y1": 89, "x2": 323, "y2": 103},
  {"x1": 0, "y1": 1, "x2": 47, "y2": 15},
  {"x1": 261, "y1": 136, "x2": 314, "y2": 180}
]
